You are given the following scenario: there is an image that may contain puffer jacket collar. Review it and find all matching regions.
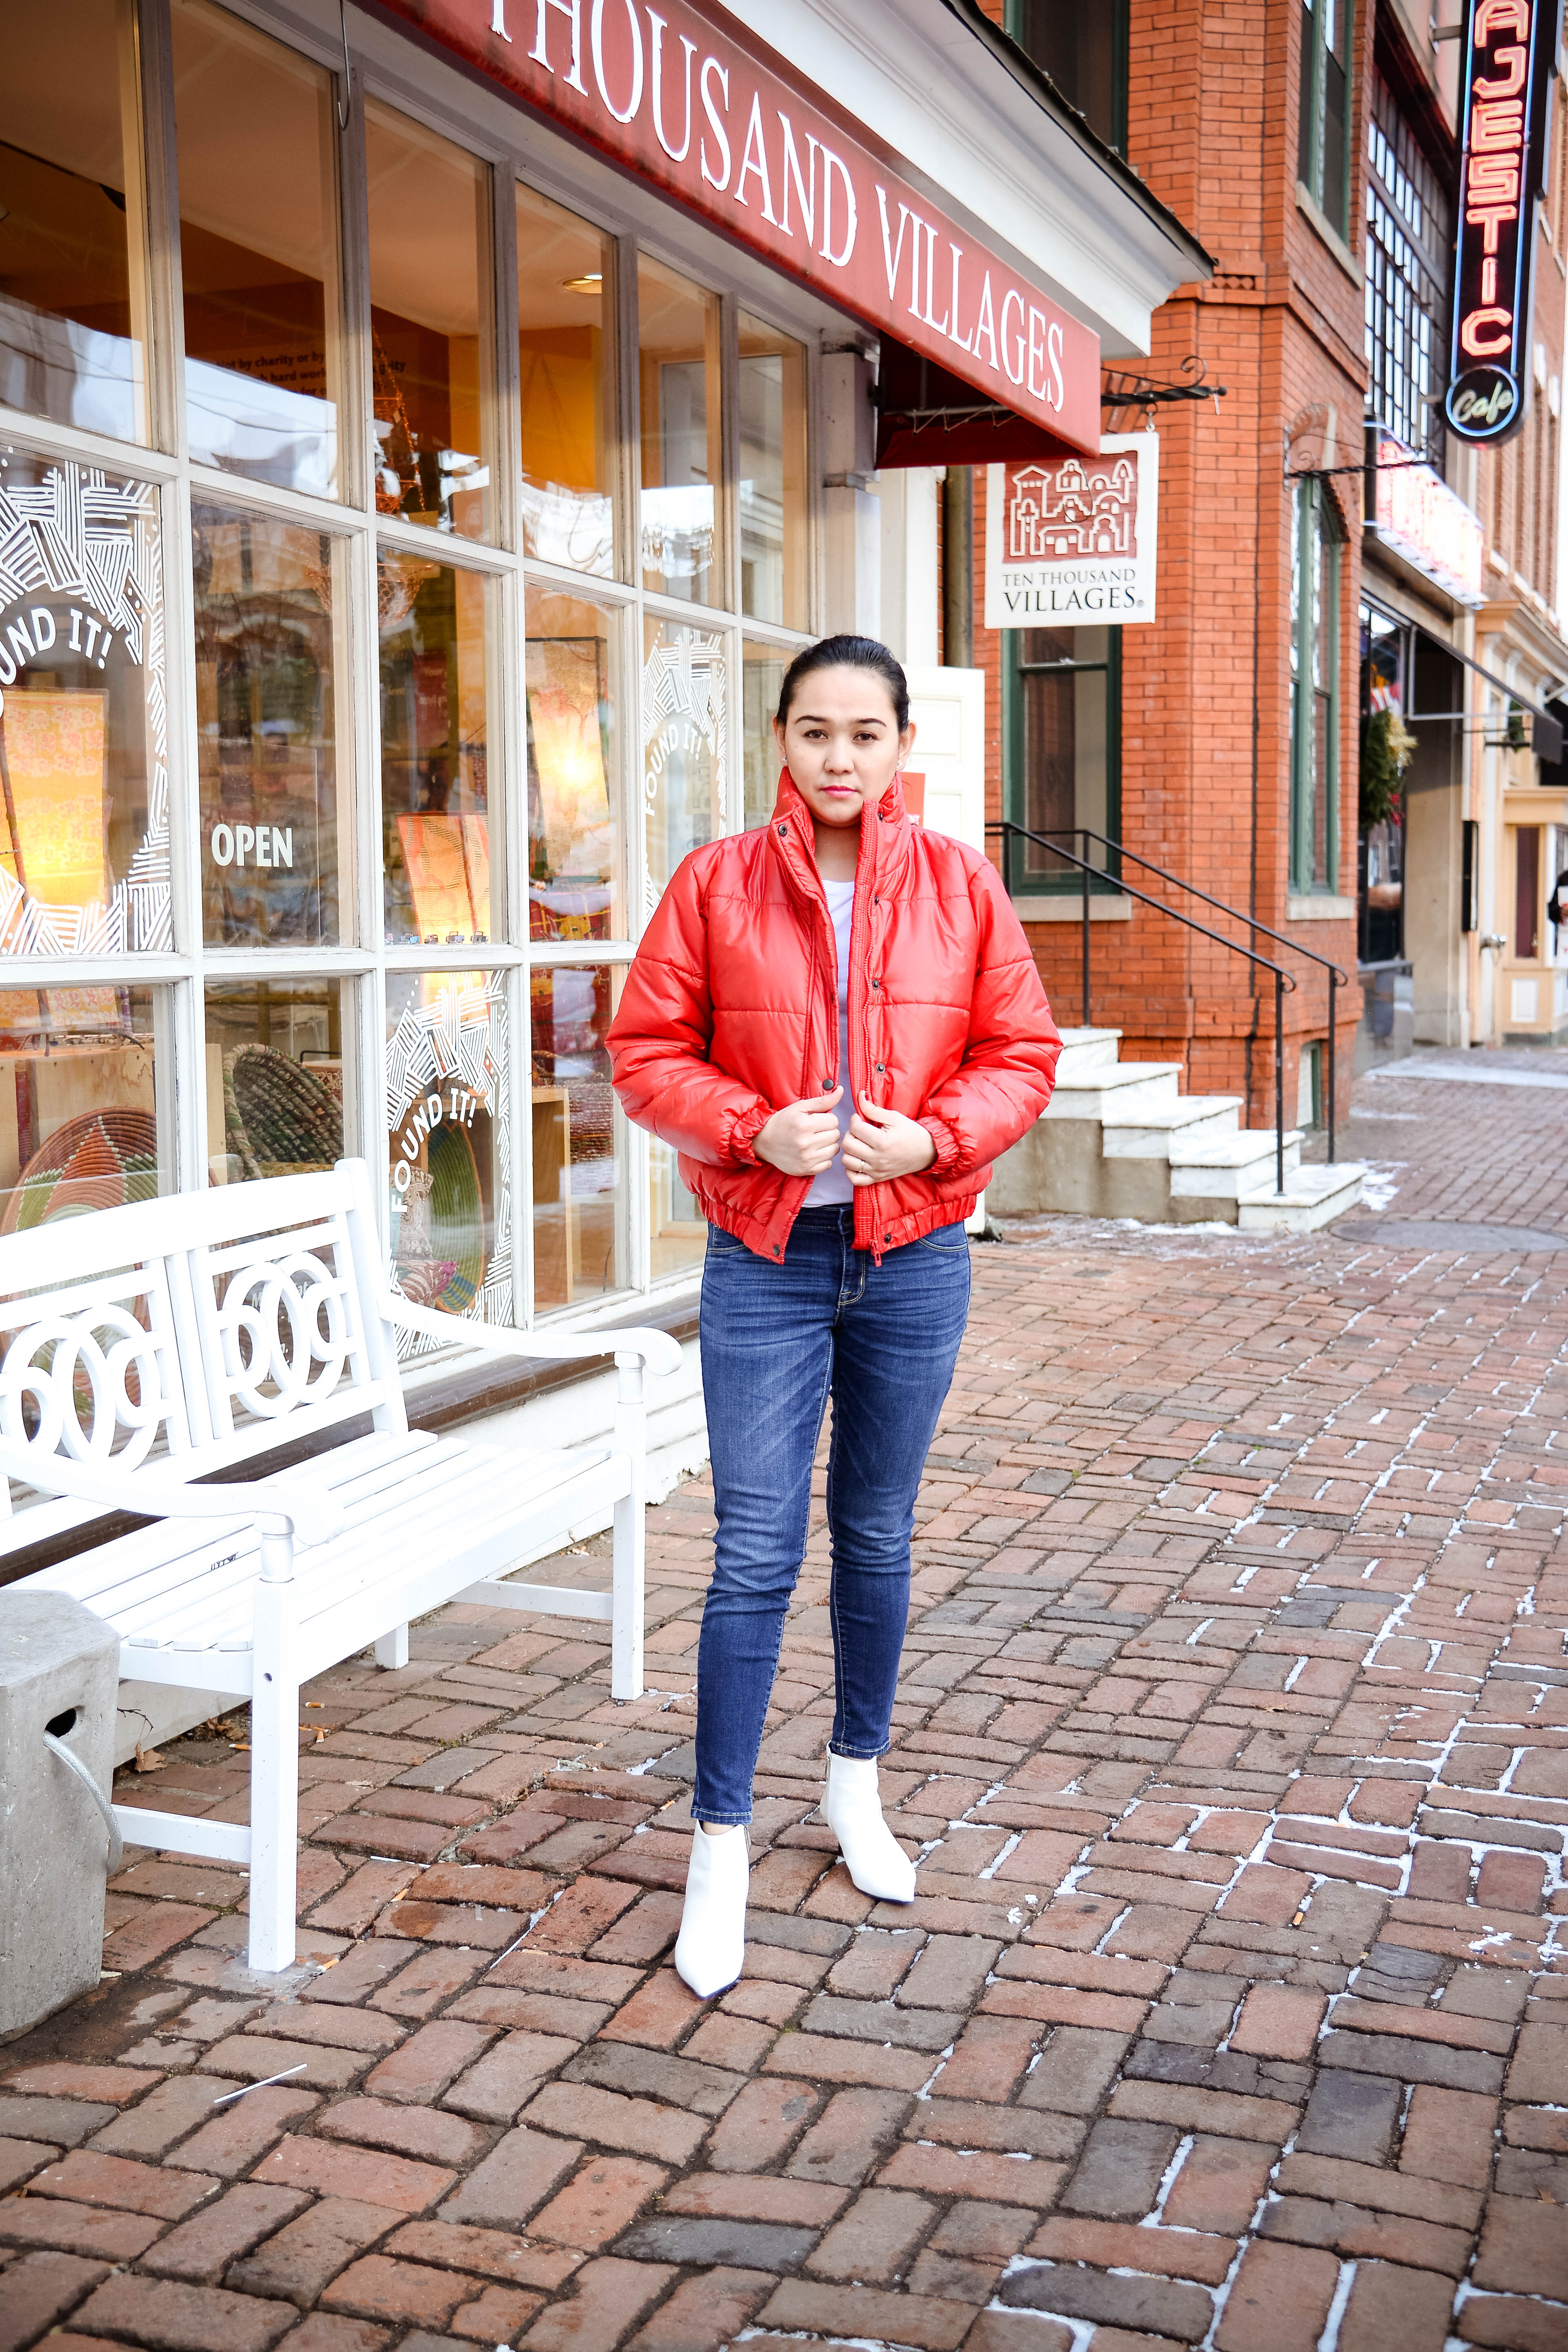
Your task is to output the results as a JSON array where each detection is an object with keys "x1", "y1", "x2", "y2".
[{"x1": 764, "y1": 769, "x2": 913, "y2": 913}]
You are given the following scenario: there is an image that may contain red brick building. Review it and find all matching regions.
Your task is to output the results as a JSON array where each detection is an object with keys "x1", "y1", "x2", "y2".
[{"x1": 947, "y1": 0, "x2": 1568, "y2": 1118}]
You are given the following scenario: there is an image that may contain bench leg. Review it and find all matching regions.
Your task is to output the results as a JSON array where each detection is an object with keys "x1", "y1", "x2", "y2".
[
  {"x1": 612, "y1": 1359, "x2": 646, "y2": 1702},
  {"x1": 374, "y1": 1625, "x2": 409, "y2": 1670},
  {"x1": 248, "y1": 1544, "x2": 299, "y2": 1972}
]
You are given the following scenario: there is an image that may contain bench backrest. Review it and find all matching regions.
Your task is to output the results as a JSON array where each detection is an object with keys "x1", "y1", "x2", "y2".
[{"x1": 0, "y1": 1158, "x2": 407, "y2": 1559}]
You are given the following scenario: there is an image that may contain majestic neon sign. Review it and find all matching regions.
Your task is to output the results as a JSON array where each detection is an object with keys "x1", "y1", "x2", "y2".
[{"x1": 1446, "y1": 0, "x2": 1563, "y2": 445}]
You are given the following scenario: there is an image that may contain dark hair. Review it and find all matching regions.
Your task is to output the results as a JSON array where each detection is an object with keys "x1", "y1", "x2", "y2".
[{"x1": 775, "y1": 635, "x2": 910, "y2": 732}]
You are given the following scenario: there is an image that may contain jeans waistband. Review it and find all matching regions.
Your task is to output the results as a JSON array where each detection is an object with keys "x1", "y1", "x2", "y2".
[{"x1": 791, "y1": 1206, "x2": 856, "y2": 1226}]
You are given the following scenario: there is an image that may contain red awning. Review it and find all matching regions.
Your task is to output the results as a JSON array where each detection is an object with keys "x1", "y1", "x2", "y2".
[{"x1": 874, "y1": 343, "x2": 1082, "y2": 469}]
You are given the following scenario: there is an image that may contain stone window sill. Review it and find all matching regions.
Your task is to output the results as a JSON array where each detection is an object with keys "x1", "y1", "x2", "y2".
[
  {"x1": 1295, "y1": 182, "x2": 1361, "y2": 285},
  {"x1": 1287, "y1": 894, "x2": 1356, "y2": 920}
]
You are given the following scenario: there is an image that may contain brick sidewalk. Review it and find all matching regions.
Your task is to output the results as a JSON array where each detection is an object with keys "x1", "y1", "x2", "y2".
[{"x1": 5, "y1": 1116, "x2": 1568, "y2": 2349}]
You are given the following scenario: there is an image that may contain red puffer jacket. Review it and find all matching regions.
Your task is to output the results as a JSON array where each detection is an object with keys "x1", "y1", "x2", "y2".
[{"x1": 607, "y1": 772, "x2": 1061, "y2": 1261}]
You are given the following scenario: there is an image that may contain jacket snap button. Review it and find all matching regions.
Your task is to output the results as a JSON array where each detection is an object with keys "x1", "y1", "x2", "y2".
[
  {"x1": 773, "y1": 1244, "x2": 781, "y2": 1256},
  {"x1": 875, "y1": 1062, "x2": 885, "y2": 1073},
  {"x1": 871, "y1": 978, "x2": 881, "y2": 989},
  {"x1": 778, "y1": 823, "x2": 787, "y2": 836}
]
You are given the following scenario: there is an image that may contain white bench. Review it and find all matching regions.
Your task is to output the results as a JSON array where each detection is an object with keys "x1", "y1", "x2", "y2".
[{"x1": 0, "y1": 1157, "x2": 680, "y2": 1972}]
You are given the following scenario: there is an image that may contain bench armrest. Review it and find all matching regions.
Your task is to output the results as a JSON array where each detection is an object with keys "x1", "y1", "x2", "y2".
[
  {"x1": 385, "y1": 1296, "x2": 684, "y2": 1379},
  {"x1": 0, "y1": 1445, "x2": 346, "y2": 1548}
]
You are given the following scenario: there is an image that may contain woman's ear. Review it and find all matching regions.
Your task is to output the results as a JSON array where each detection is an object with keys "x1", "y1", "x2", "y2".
[
  {"x1": 899, "y1": 720, "x2": 918, "y2": 764},
  {"x1": 773, "y1": 713, "x2": 788, "y2": 754}
]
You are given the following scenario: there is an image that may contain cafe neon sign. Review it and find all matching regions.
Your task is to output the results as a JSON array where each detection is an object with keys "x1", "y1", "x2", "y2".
[{"x1": 1446, "y1": 0, "x2": 1563, "y2": 445}]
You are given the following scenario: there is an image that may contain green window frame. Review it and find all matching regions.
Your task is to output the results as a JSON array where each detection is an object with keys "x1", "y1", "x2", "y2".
[
  {"x1": 1298, "y1": 0, "x2": 1353, "y2": 238},
  {"x1": 1002, "y1": 626, "x2": 1122, "y2": 896},
  {"x1": 1002, "y1": 0, "x2": 1129, "y2": 154},
  {"x1": 1290, "y1": 478, "x2": 1343, "y2": 895}
]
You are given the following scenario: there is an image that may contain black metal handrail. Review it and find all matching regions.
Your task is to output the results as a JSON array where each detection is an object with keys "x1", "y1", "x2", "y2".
[
  {"x1": 1031, "y1": 824, "x2": 1348, "y2": 1160},
  {"x1": 987, "y1": 821, "x2": 1298, "y2": 1199}
]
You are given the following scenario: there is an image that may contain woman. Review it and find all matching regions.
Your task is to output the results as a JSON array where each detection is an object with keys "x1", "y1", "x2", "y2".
[{"x1": 607, "y1": 635, "x2": 1060, "y2": 1996}]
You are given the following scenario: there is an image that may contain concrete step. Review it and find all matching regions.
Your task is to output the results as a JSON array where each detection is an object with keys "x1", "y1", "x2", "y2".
[
  {"x1": 1053, "y1": 1027, "x2": 1125, "y2": 1079},
  {"x1": 1101, "y1": 1095, "x2": 1243, "y2": 1160},
  {"x1": 1236, "y1": 1161, "x2": 1366, "y2": 1233},
  {"x1": 1045, "y1": 1060, "x2": 1185, "y2": 1120},
  {"x1": 1169, "y1": 1127, "x2": 1305, "y2": 1204}
]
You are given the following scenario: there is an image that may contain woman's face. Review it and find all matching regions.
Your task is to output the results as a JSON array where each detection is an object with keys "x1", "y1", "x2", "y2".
[{"x1": 773, "y1": 666, "x2": 917, "y2": 830}]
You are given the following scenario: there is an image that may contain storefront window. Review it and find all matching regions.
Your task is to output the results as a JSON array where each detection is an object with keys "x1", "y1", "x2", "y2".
[
  {"x1": 1004, "y1": 0, "x2": 1128, "y2": 152},
  {"x1": 639, "y1": 255, "x2": 721, "y2": 606},
  {"x1": 366, "y1": 102, "x2": 491, "y2": 543},
  {"x1": 527, "y1": 585, "x2": 622, "y2": 944},
  {"x1": 743, "y1": 640, "x2": 788, "y2": 828},
  {"x1": 1299, "y1": 0, "x2": 1352, "y2": 239},
  {"x1": 738, "y1": 316, "x2": 807, "y2": 628},
  {"x1": 172, "y1": 0, "x2": 342, "y2": 499},
  {"x1": 1005, "y1": 627, "x2": 1119, "y2": 892},
  {"x1": 0, "y1": 449, "x2": 168, "y2": 955},
  {"x1": 1291, "y1": 479, "x2": 1341, "y2": 895},
  {"x1": 517, "y1": 183, "x2": 614, "y2": 576},
  {"x1": 1358, "y1": 601, "x2": 1405, "y2": 964},
  {"x1": 0, "y1": 4, "x2": 145, "y2": 443},
  {"x1": 643, "y1": 615, "x2": 725, "y2": 908},
  {"x1": 387, "y1": 970, "x2": 511, "y2": 1328},
  {"x1": 380, "y1": 552, "x2": 492, "y2": 947},
  {"x1": 530, "y1": 964, "x2": 623, "y2": 1310},
  {"x1": 0, "y1": 987, "x2": 160, "y2": 1232},
  {"x1": 206, "y1": 976, "x2": 343, "y2": 1184},
  {"x1": 194, "y1": 503, "x2": 347, "y2": 946}
]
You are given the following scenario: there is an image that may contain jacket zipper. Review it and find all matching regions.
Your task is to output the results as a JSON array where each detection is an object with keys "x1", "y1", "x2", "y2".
[{"x1": 846, "y1": 801, "x2": 882, "y2": 1257}]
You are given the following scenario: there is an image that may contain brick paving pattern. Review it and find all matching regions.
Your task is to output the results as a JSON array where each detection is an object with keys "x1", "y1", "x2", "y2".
[{"x1": 6, "y1": 1061, "x2": 1568, "y2": 2350}]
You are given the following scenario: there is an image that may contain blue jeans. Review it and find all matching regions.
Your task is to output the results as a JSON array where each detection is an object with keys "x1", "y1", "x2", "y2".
[{"x1": 693, "y1": 1206, "x2": 972, "y2": 1825}]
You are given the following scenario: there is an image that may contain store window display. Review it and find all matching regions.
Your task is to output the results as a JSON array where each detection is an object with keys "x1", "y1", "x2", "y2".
[
  {"x1": 205, "y1": 976, "x2": 343, "y2": 1185},
  {"x1": 172, "y1": 0, "x2": 343, "y2": 499},
  {"x1": 380, "y1": 552, "x2": 492, "y2": 947},
  {"x1": 0, "y1": 450, "x2": 167, "y2": 954},
  {"x1": 530, "y1": 963, "x2": 622, "y2": 1308},
  {"x1": 639, "y1": 255, "x2": 721, "y2": 604},
  {"x1": 0, "y1": 988, "x2": 159, "y2": 1233},
  {"x1": 366, "y1": 102, "x2": 491, "y2": 542},
  {"x1": 0, "y1": 4, "x2": 146, "y2": 444},
  {"x1": 193, "y1": 503, "x2": 347, "y2": 947},
  {"x1": 527, "y1": 584, "x2": 621, "y2": 944},
  {"x1": 517, "y1": 183, "x2": 615, "y2": 575},
  {"x1": 386, "y1": 971, "x2": 510, "y2": 1334}
]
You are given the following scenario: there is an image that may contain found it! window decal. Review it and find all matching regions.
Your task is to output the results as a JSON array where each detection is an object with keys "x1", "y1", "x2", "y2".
[{"x1": 1445, "y1": 0, "x2": 1563, "y2": 446}]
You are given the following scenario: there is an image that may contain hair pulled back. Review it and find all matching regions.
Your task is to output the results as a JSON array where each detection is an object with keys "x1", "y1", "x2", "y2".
[{"x1": 775, "y1": 635, "x2": 910, "y2": 733}]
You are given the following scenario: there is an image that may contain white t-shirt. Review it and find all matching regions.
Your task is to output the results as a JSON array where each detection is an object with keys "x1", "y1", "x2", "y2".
[{"x1": 804, "y1": 878, "x2": 856, "y2": 1206}]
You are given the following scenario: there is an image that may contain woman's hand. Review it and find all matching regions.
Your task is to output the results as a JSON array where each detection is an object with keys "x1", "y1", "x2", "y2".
[
  {"x1": 754, "y1": 1088, "x2": 843, "y2": 1176},
  {"x1": 843, "y1": 1096, "x2": 937, "y2": 1184}
]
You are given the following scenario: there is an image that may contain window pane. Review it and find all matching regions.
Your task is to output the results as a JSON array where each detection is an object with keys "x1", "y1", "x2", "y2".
[
  {"x1": 172, "y1": 0, "x2": 341, "y2": 499},
  {"x1": 1009, "y1": 0, "x2": 1120, "y2": 147},
  {"x1": 205, "y1": 976, "x2": 343, "y2": 1184},
  {"x1": 380, "y1": 552, "x2": 492, "y2": 947},
  {"x1": 743, "y1": 640, "x2": 788, "y2": 829},
  {"x1": 527, "y1": 584, "x2": 622, "y2": 943},
  {"x1": 193, "y1": 502, "x2": 346, "y2": 947},
  {"x1": 0, "y1": 3, "x2": 144, "y2": 442},
  {"x1": 1019, "y1": 663, "x2": 1109, "y2": 879},
  {"x1": 0, "y1": 987, "x2": 160, "y2": 1230},
  {"x1": 639, "y1": 255, "x2": 720, "y2": 604},
  {"x1": 738, "y1": 315, "x2": 806, "y2": 627},
  {"x1": 387, "y1": 971, "x2": 512, "y2": 1329},
  {"x1": 517, "y1": 181, "x2": 613, "y2": 575},
  {"x1": 643, "y1": 616, "x2": 726, "y2": 909},
  {"x1": 530, "y1": 963, "x2": 623, "y2": 1311},
  {"x1": 650, "y1": 1136, "x2": 705, "y2": 1282},
  {"x1": 0, "y1": 448, "x2": 169, "y2": 954},
  {"x1": 367, "y1": 101, "x2": 490, "y2": 542},
  {"x1": 1298, "y1": 0, "x2": 1316, "y2": 192}
]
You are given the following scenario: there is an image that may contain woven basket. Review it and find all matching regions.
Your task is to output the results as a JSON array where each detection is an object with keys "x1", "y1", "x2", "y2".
[
  {"x1": 224, "y1": 1046, "x2": 344, "y2": 1181},
  {"x1": 2, "y1": 1107, "x2": 160, "y2": 1234}
]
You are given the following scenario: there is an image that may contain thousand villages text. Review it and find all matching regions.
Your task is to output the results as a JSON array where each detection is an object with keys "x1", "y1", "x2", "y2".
[{"x1": 395, "y1": 0, "x2": 1096, "y2": 438}]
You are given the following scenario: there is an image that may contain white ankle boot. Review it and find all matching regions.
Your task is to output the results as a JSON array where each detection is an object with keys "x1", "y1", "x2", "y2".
[
  {"x1": 822, "y1": 1752, "x2": 916, "y2": 1903},
  {"x1": 674, "y1": 1824, "x2": 748, "y2": 1998}
]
